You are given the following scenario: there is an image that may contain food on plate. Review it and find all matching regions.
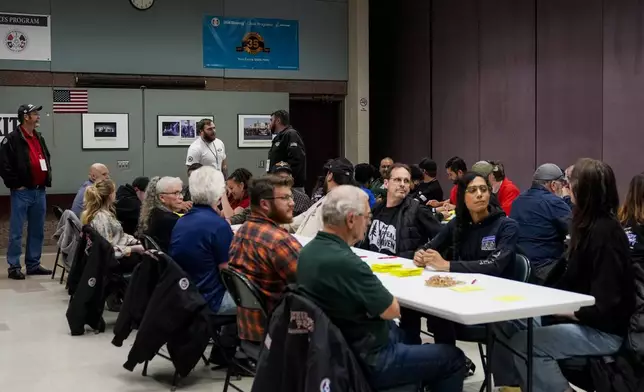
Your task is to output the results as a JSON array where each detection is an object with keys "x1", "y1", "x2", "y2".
[{"x1": 425, "y1": 275, "x2": 465, "y2": 288}]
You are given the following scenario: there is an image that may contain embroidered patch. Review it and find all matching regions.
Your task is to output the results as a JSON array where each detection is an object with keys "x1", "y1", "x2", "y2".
[
  {"x1": 179, "y1": 277, "x2": 189, "y2": 290},
  {"x1": 320, "y1": 378, "x2": 331, "y2": 392},
  {"x1": 88, "y1": 277, "x2": 96, "y2": 287},
  {"x1": 481, "y1": 235, "x2": 496, "y2": 251},
  {"x1": 625, "y1": 228, "x2": 637, "y2": 248}
]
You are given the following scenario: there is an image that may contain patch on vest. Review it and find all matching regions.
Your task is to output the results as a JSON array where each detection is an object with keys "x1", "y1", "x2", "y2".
[
  {"x1": 178, "y1": 277, "x2": 189, "y2": 290},
  {"x1": 320, "y1": 378, "x2": 331, "y2": 392},
  {"x1": 625, "y1": 227, "x2": 637, "y2": 249},
  {"x1": 481, "y1": 236, "x2": 496, "y2": 251},
  {"x1": 88, "y1": 277, "x2": 96, "y2": 287},
  {"x1": 288, "y1": 310, "x2": 314, "y2": 334}
]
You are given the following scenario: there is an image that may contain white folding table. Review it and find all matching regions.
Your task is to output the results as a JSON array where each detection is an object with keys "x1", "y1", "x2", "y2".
[{"x1": 293, "y1": 234, "x2": 595, "y2": 392}]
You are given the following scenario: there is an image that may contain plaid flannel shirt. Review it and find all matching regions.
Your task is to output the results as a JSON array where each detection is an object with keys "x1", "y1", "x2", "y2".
[{"x1": 228, "y1": 213, "x2": 302, "y2": 342}]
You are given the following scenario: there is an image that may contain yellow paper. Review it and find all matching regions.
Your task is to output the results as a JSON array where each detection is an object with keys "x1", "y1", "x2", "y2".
[
  {"x1": 371, "y1": 263, "x2": 403, "y2": 272},
  {"x1": 494, "y1": 295, "x2": 525, "y2": 302},
  {"x1": 389, "y1": 268, "x2": 423, "y2": 277},
  {"x1": 450, "y1": 285, "x2": 484, "y2": 293}
]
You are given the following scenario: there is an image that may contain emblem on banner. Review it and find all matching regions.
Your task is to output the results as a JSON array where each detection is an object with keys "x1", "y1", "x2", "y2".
[
  {"x1": 5, "y1": 30, "x2": 27, "y2": 53},
  {"x1": 211, "y1": 17, "x2": 220, "y2": 27},
  {"x1": 237, "y1": 32, "x2": 270, "y2": 55}
]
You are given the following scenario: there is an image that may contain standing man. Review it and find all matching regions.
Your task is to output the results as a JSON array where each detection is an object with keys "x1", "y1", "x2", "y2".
[
  {"x1": 0, "y1": 104, "x2": 52, "y2": 280},
  {"x1": 267, "y1": 110, "x2": 306, "y2": 192},
  {"x1": 185, "y1": 118, "x2": 227, "y2": 176},
  {"x1": 370, "y1": 157, "x2": 393, "y2": 202}
]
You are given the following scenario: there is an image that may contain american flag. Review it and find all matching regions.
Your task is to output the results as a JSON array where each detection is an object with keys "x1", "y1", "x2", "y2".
[{"x1": 53, "y1": 89, "x2": 88, "y2": 113}]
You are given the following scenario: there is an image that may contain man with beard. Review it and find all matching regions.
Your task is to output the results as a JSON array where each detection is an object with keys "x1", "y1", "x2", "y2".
[
  {"x1": 228, "y1": 175, "x2": 302, "y2": 342},
  {"x1": 185, "y1": 118, "x2": 228, "y2": 175},
  {"x1": 267, "y1": 110, "x2": 306, "y2": 192},
  {"x1": 427, "y1": 156, "x2": 467, "y2": 213},
  {"x1": 510, "y1": 163, "x2": 571, "y2": 284},
  {"x1": 411, "y1": 158, "x2": 444, "y2": 204},
  {"x1": 363, "y1": 163, "x2": 442, "y2": 259},
  {"x1": 370, "y1": 157, "x2": 393, "y2": 202}
]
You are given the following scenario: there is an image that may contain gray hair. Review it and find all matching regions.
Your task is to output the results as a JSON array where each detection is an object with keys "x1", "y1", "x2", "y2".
[
  {"x1": 156, "y1": 176, "x2": 183, "y2": 194},
  {"x1": 136, "y1": 176, "x2": 161, "y2": 237},
  {"x1": 189, "y1": 166, "x2": 226, "y2": 206},
  {"x1": 321, "y1": 185, "x2": 368, "y2": 226}
]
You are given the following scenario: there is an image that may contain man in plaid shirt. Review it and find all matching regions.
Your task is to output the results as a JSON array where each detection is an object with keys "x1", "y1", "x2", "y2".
[{"x1": 228, "y1": 175, "x2": 302, "y2": 342}]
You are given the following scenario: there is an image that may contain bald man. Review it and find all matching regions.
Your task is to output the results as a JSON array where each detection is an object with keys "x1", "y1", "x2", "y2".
[{"x1": 71, "y1": 163, "x2": 110, "y2": 217}]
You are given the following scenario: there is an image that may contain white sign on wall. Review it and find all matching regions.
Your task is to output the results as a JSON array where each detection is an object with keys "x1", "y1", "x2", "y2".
[
  {"x1": 0, "y1": 113, "x2": 20, "y2": 142},
  {"x1": 0, "y1": 12, "x2": 51, "y2": 61}
]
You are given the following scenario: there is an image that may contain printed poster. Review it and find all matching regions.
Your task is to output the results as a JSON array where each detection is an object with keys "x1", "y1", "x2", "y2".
[{"x1": 0, "y1": 12, "x2": 51, "y2": 61}]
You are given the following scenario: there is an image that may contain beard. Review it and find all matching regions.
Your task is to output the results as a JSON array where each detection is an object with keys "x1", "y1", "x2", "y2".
[
  {"x1": 268, "y1": 206, "x2": 293, "y2": 224},
  {"x1": 202, "y1": 132, "x2": 216, "y2": 142}
]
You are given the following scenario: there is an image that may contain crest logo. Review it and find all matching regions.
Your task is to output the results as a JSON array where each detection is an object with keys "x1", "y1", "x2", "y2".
[
  {"x1": 179, "y1": 277, "x2": 190, "y2": 290},
  {"x1": 211, "y1": 17, "x2": 220, "y2": 27},
  {"x1": 88, "y1": 277, "x2": 96, "y2": 287},
  {"x1": 5, "y1": 30, "x2": 27, "y2": 53}
]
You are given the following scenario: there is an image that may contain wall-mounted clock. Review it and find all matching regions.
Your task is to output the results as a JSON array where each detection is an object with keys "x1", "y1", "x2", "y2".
[{"x1": 130, "y1": 0, "x2": 155, "y2": 11}]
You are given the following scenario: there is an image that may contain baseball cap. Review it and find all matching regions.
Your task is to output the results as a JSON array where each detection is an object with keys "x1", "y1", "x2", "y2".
[
  {"x1": 326, "y1": 157, "x2": 354, "y2": 177},
  {"x1": 132, "y1": 176, "x2": 150, "y2": 192},
  {"x1": 418, "y1": 158, "x2": 437, "y2": 174},
  {"x1": 471, "y1": 161, "x2": 494, "y2": 177},
  {"x1": 271, "y1": 161, "x2": 292, "y2": 174},
  {"x1": 17, "y1": 104, "x2": 42, "y2": 119},
  {"x1": 533, "y1": 163, "x2": 564, "y2": 181}
]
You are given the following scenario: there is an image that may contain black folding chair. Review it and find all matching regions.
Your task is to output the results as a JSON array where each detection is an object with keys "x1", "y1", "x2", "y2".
[
  {"x1": 140, "y1": 234, "x2": 162, "y2": 251},
  {"x1": 220, "y1": 268, "x2": 267, "y2": 392}
]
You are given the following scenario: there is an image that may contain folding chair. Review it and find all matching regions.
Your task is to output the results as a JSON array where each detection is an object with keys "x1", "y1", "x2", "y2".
[
  {"x1": 51, "y1": 206, "x2": 66, "y2": 282},
  {"x1": 140, "y1": 234, "x2": 162, "y2": 251},
  {"x1": 220, "y1": 268, "x2": 267, "y2": 392}
]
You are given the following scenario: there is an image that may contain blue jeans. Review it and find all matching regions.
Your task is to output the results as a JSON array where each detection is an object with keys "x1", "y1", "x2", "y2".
[
  {"x1": 367, "y1": 322, "x2": 465, "y2": 391},
  {"x1": 7, "y1": 189, "x2": 46, "y2": 271},
  {"x1": 492, "y1": 318, "x2": 623, "y2": 392}
]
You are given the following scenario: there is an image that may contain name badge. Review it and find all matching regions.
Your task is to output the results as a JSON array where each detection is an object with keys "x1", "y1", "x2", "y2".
[
  {"x1": 39, "y1": 158, "x2": 47, "y2": 171},
  {"x1": 481, "y1": 235, "x2": 496, "y2": 251}
]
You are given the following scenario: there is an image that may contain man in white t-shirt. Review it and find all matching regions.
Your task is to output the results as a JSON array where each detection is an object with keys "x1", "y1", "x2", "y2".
[{"x1": 185, "y1": 118, "x2": 227, "y2": 175}]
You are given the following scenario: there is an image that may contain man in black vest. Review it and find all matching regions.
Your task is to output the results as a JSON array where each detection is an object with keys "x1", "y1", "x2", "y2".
[
  {"x1": 0, "y1": 104, "x2": 52, "y2": 280},
  {"x1": 267, "y1": 110, "x2": 306, "y2": 192},
  {"x1": 362, "y1": 163, "x2": 441, "y2": 259}
]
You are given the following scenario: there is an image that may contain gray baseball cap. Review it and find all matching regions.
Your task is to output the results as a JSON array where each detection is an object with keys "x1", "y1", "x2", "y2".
[
  {"x1": 533, "y1": 163, "x2": 564, "y2": 181},
  {"x1": 471, "y1": 161, "x2": 494, "y2": 177}
]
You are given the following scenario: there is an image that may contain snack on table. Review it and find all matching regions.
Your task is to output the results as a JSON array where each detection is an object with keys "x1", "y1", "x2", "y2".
[{"x1": 425, "y1": 275, "x2": 465, "y2": 288}]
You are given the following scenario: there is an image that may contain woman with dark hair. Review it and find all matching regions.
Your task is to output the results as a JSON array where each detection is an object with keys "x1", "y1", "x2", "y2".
[
  {"x1": 619, "y1": 172, "x2": 644, "y2": 265},
  {"x1": 493, "y1": 158, "x2": 635, "y2": 392},
  {"x1": 225, "y1": 168, "x2": 252, "y2": 213}
]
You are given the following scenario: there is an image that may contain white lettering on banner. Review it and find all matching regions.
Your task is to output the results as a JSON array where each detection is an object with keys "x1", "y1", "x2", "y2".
[
  {"x1": 0, "y1": 114, "x2": 20, "y2": 142},
  {"x1": 368, "y1": 220, "x2": 397, "y2": 254}
]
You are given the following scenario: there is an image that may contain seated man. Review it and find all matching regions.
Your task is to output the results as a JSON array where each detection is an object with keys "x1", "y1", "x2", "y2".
[
  {"x1": 229, "y1": 175, "x2": 302, "y2": 342},
  {"x1": 354, "y1": 163, "x2": 377, "y2": 208},
  {"x1": 412, "y1": 158, "x2": 444, "y2": 204},
  {"x1": 363, "y1": 163, "x2": 441, "y2": 258},
  {"x1": 487, "y1": 161, "x2": 520, "y2": 215},
  {"x1": 115, "y1": 176, "x2": 149, "y2": 235},
  {"x1": 428, "y1": 156, "x2": 467, "y2": 213},
  {"x1": 369, "y1": 157, "x2": 393, "y2": 203},
  {"x1": 297, "y1": 185, "x2": 465, "y2": 391},
  {"x1": 270, "y1": 161, "x2": 312, "y2": 215},
  {"x1": 137, "y1": 176, "x2": 185, "y2": 252},
  {"x1": 170, "y1": 166, "x2": 235, "y2": 315},
  {"x1": 71, "y1": 163, "x2": 110, "y2": 217},
  {"x1": 510, "y1": 163, "x2": 571, "y2": 284}
]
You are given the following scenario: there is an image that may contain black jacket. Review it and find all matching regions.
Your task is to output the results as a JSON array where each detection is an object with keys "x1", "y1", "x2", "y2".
[
  {"x1": 362, "y1": 196, "x2": 442, "y2": 259},
  {"x1": 115, "y1": 184, "x2": 142, "y2": 235},
  {"x1": 66, "y1": 225, "x2": 119, "y2": 335},
  {"x1": 112, "y1": 253, "x2": 159, "y2": 347},
  {"x1": 557, "y1": 217, "x2": 635, "y2": 336},
  {"x1": 423, "y1": 208, "x2": 519, "y2": 278},
  {"x1": 252, "y1": 286, "x2": 372, "y2": 392},
  {"x1": 0, "y1": 126, "x2": 52, "y2": 189},
  {"x1": 268, "y1": 126, "x2": 306, "y2": 188},
  {"x1": 145, "y1": 208, "x2": 180, "y2": 252},
  {"x1": 412, "y1": 179, "x2": 444, "y2": 204},
  {"x1": 121, "y1": 251, "x2": 214, "y2": 378}
]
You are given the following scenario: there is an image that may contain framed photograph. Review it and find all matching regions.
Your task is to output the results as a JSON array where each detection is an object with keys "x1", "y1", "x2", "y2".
[
  {"x1": 81, "y1": 113, "x2": 129, "y2": 150},
  {"x1": 238, "y1": 114, "x2": 273, "y2": 148},
  {"x1": 157, "y1": 115, "x2": 214, "y2": 147}
]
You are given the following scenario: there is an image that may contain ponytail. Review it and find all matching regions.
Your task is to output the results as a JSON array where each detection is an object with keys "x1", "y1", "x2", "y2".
[{"x1": 81, "y1": 179, "x2": 116, "y2": 225}]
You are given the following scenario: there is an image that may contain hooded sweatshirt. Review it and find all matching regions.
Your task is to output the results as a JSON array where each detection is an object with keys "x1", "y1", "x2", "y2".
[
  {"x1": 115, "y1": 184, "x2": 142, "y2": 235},
  {"x1": 422, "y1": 207, "x2": 519, "y2": 278}
]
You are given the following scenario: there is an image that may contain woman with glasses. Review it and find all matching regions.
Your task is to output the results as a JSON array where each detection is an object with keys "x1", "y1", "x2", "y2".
[
  {"x1": 137, "y1": 176, "x2": 185, "y2": 252},
  {"x1": 400, "y1": 172, "x2": 519, "y2": 370}
]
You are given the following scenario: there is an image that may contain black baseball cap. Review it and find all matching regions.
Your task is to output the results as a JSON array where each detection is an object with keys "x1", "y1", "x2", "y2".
[
  {"x1": 132, "y1": 176, "x2": 150, "y2": 192},
  {"x1": 418, "y1": 158, "x2": 437, "y2": 174},
  {"x1": 326, "y1": 157, "x2": 354, "y2": 177},
  {"x1": 271, "y1": 161, "x2": 292, "y2": 174},
  {"x1": 18, "y1": 104, "x2": 42, "y2": 120}
]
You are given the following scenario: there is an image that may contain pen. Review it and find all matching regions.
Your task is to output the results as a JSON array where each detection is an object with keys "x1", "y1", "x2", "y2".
[
  {"x1": 471, "y1": 279, "x2": 477, "y2": 284},
  {"x1": 378, "y1": 256, "x2": 397, "y2": 259},
  {"x1": 359, "y1": 256, "x2": 367, "y2": 259}
]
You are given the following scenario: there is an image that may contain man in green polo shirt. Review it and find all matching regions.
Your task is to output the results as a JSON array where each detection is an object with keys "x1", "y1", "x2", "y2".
[{"x1": 297, "y1": 185, "x2": 465, "y2": 391}]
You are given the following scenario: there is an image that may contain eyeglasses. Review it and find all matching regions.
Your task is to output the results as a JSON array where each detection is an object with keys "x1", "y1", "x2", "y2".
[
  {"x1": 161, "y1": 191, "x2": 183, "y2": 196},
  {"x1": 265, "y1": 194, "x2": 294, "y2": 201},
  {"x1": 465, "y1": 185, "x2": 491, "y2": 194}
]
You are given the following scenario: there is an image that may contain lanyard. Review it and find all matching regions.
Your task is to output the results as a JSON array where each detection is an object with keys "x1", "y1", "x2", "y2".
[{"x1": 202, "y1": 138, "x2": 219, "y2": 168}]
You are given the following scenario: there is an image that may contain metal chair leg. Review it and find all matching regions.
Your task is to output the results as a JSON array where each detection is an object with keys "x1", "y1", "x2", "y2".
[
  {"x1": 170, "y1": 370, "x2": 179, "y2": 392},
  {"x1": 222, "y1": 365, "x2": 232, "y2": 392},
  {"x1": 142, "y1": 360, "x2": 149, "y2": 376},
  {"x1": 60, "y1": 268, "x2": 66, "y2": 284},
  {"x1": 51, "y1": 248, "x2": 61, "y2": 279}
]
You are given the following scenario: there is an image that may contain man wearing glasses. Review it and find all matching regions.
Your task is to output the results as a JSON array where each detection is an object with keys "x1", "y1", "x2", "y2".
[
  {"x1": 363, "y1": 163, "x2": 441, "y2": 259},
  {"x1": 510, "y1": 163, "x2": 572, "y2": 284},
  {"x1": 228, "y1": 175, "x2": 302, "y2": 343}
]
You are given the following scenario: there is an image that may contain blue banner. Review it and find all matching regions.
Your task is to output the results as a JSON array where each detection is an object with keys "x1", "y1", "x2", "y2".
[{"x1": 203, "y1": 16, "x2": 299, "y2": 70}]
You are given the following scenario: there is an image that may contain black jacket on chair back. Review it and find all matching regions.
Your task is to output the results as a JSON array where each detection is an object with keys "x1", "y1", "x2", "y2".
[
  {"x1": 121, "y1": 251, "x2": 214, "y2": 378},
  {"x1": 65, "y1": 225, "x2": 118, "y2": 335},
  {"x1": 252, "y1": 286, "x2": 372, "y2": 392}
]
